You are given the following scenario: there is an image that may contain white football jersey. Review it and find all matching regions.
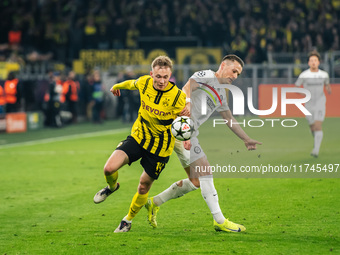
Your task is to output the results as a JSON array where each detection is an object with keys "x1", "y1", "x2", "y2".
[
  {"x1": 190, "y1": 70, "x2": 229, "y2": 137},
  {"x1": 295, "y1": 69, "x2": 329, "y2": 107}
]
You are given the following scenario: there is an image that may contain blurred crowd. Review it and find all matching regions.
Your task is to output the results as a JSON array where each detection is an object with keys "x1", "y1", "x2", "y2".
[
  {"x1": 0, "y1": 67, "x2": 110, "y2": 127},
  {"x1": 0, "y1": 66, "x2": 140, "y2": 126},
  {"x1": 0, "y1": 0, "x2": 340, "y2": 65}
]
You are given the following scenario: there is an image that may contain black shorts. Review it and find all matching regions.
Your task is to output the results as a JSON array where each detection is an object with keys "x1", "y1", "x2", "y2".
[{"x1": 115, "y1": 136, "x2": 169, "y2": 180}]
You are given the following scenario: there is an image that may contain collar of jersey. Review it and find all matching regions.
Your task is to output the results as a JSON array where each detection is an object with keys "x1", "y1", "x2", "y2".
[{"x1": 152, "y1": 81, "x2": 176, "y2": 93}]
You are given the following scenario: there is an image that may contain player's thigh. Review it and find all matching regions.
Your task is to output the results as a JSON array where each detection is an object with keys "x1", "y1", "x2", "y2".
[
  {"x1": 174, "y1": 139, "x2": 190, "y2": 168},
  {"x1": 307, "y1": 107, "x2": 325, "y2": 130},
  {"x1": 190, "y1": 155, "x2": 212, "y2": 178},
  {"x1": 104, "y1": 150, "x2": 129, "y2": 173},
  {"x1": 314, "y1": 106, "x2": 325, "y2": 123},
  {"x1": 104, "y1": 136, "x2": 143, "y2": 173},
  {"x1": 189, "y1": 136, "x2": 207, "y2": 165},
  {"x1": 140, "y1": 151, "x2": 169, "y2": 180}
]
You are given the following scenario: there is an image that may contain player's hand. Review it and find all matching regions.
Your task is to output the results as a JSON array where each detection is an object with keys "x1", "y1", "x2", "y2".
[
  {"x1": 244, "y1": 139, "x2": 262, "y2": 151},
  {"x1": 183, "y1": 140, "x2": 191, "y2": 150},
  {"x1": 110, "y1": 88, "x2": 121, "y2": 96},
  {"x1": 180, "y1": 103, "x2": 191, "y2": 117},
  {"x1": 327, "y1": 87, "x2": 332, "y2": 95}
]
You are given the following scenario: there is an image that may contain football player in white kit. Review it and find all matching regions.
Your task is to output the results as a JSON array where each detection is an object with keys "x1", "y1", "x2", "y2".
[
  {"x1": 295, "y1": 51, "x2": 332, "y2": 157},
  {"x1": 145, "y1": 55, "x2": 262, "y2": 232}
]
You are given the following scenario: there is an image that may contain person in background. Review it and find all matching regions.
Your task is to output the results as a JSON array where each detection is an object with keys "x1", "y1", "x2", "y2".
[
  {"x1": 45, "y1": 71, "x2": 63, "y2": 127},
  {"x1": 63, "y1": 70, "x2": 80, "y2": 123},
  {"x1": 116, "y1": 66, "x2": 139, "y2": 122},
  {"x1": 295, "y1": 51, "x2": 331, "y2": 157},
  {"x1": 91, "y1": 69, "x2": 104, "y2": 123},
  {"x1": 0, "y1": 84, "x2": 5, "y2": 113},
  {"x1": 4, "y1": 72, "x2": 21, "y2": 113}
]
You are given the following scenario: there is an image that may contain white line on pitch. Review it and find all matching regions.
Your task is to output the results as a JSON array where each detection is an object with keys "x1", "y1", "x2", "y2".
[{"x1": 0, "y1": 128, "x2": 130, "y2": 150}]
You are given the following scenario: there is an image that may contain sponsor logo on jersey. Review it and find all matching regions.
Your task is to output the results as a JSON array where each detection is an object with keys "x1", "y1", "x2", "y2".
[
  {"x1": 206, "y1": 96, "x2": 215, "y2": 111},
  {"x1": 141, "y1": 100, "x2": 172, "y2": 116}
]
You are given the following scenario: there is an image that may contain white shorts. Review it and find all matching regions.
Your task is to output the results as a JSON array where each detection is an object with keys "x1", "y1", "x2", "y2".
[
  {"x1": 189, "y1": 136, "x2": 206, "y2": 164},
  {"x1": 173, "y1": 137, "x2": 206, "y2": 168},
  {"x1": 305, "y1": 101, "x2": 325, "y2": 125},
  {"x1": 173, "y1": 139, "x2": 190, "y2": 168}
]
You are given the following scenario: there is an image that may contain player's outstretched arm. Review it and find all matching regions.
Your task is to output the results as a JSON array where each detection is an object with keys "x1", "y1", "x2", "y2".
[
  {"x1": 110, "y1": 87, "x2": 121, "y2": 96},
  {"x1": 219, "y1": 110, "x2": 262, "y2": 150},
  {"x1": 110, "y1": 79, "x2": 137, "y2": 97}
]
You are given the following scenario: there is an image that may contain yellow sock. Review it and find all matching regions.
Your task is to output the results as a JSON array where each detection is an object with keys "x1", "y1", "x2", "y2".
[
  {"x1": 126, "y1": 192, "x2": 149, "y2": 221},
  {"x1": 105, "y1": 172, "x2": 118, "y2": 191}
]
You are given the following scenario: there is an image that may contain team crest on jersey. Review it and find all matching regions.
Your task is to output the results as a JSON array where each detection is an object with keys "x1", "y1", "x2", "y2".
[
  {"x1": 162, "y1": 98, "x2": 170, "y2": 107},
  {"x1": 197, "y1": 71, "x2": 206, "y2": 77}
]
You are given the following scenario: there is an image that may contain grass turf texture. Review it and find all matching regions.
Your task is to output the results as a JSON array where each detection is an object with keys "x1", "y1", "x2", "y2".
[{"x1": 0, "y1": 119, "x2": 339, "y2": 254}]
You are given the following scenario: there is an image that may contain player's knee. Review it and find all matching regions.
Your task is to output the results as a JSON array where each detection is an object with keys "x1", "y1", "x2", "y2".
[
  {"x1": 314, "y1": 124, "x2": 322, "y2": 131},
  {"x1": 176, "y1": 180, "x2": 183, "y2": 187},
  {"x1": 190, "y1": 178, "x2": 200, "y2": 188},
  {"x1": 138, "y1": 182, "x2": 151, "y2": 194},
  {"x1": 103, "y1": 164, "x2": 116, "y2": 175}
]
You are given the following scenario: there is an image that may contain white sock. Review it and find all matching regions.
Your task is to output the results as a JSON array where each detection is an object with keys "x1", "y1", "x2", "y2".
[
  {"x1": 153, "y1": 178, "x2": 198, "y2": 206},
  {"x1": 123, "y1": 216, "x2": 132, "y2": 223},
  {"x1": 199, "y1": 176, "x2": 225, "y2": 224},
  {"x1": 313, "y1": 130, "x2": 323, "y2": 154}
]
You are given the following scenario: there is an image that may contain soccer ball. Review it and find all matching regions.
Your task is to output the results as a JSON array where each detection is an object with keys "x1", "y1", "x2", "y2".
[{"x1": 171, "y1": 116, "x2": 193, "y2": 141}]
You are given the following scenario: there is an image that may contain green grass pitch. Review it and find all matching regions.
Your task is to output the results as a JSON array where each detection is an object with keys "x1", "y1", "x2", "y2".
[{"x1": 0, "y1": 118, "x2": 339, "y2": 254}]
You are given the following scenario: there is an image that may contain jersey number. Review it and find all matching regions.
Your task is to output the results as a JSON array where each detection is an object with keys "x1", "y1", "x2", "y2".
[{"x1": 155, "y1": 162, "x2": 166, "y2": 175}]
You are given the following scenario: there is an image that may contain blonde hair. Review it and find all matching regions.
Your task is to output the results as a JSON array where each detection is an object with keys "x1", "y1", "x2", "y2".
[{"x1": 151, "y1": 56, "x2": 173, "y2": 70}]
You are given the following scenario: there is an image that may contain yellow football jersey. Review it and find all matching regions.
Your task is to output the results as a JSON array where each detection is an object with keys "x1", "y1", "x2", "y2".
[{"x1": 112, "y1": 75, "x2": 186, "y2": 157}]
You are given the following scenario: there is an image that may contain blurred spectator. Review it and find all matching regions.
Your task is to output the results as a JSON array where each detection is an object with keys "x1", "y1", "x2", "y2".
[
  {"x1": 7, "y1": 51, "x2": 25, "y2": 66},
  {"x1": 231, "y1": 35, "x2": 248, "y2": 60},
  {"x1": 45, "y1": 71, "x2": 63, "y2": 127},
  {"x1": 0, "y1": 84, "x2": 5, "y2": 114},
  {"x1": 63, "y1": 70, "x2": 80, "y2": 123},
  {"x1": 116, "y1": 66, "x2": 139, "y2": 122},
  {"x1": 8, "y1": 24, "x2": 22, "y2": 48},
  {"x1": 126, "y1": 22, "x2": 140, "y2": 49},
  {"x1": 91, "y1": 69, "x2": 104, "y2": 123},
  {"x1": 81, "y1": 71, "x2": 94, "y2": 121},
  {"x1": 83, "y1": 15, "x2": 98, "y2": 49},
  {"x1": 4, "y1": 72, "x2": 22, "y2": 113}
]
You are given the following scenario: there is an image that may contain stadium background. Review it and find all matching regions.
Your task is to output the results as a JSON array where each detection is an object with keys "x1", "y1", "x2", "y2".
[
  {"x1": 0, "y1": 1, "x2": 339, "y2": 254},
  {"x1": 1, "y1": 0, "x2": 340, "y2": 124}
]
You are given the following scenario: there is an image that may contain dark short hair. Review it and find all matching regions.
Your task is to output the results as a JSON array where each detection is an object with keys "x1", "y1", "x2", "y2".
[
  {"x1": 222, "y1": 54, "x2": 244, "y2": 68},
  {"x1": 308, "y1": 51, "x2": 321, "y2": 61},
  {"x1": 151, "y1": 56, "x2": 173, "y2": 70}
]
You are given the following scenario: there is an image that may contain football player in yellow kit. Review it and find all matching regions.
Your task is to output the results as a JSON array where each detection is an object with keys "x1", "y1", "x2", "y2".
[{"x1": 93, "y1": 56, "x2": 186, "y2": 233}]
